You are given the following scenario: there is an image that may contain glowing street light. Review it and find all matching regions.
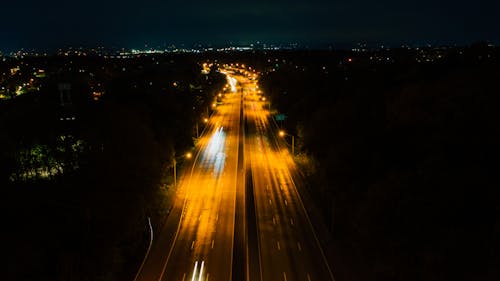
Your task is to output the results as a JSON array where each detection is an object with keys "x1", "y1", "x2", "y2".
[
  {"x1": 173, "y1": 152, "x2": 192, "y2": 187},
  {"x1": 279, "y1": 130, "x2": 295, "y2": 155}
]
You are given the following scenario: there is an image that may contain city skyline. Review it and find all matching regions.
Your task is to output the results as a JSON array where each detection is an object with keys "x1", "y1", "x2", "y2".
[{"x1": 1, "y1": 0, "x2": 499, "y2": 53}]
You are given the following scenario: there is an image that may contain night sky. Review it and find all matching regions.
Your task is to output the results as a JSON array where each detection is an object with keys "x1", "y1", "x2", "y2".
[{"x1": 1, "y1": 0, "x2": 499, "y2": 52}]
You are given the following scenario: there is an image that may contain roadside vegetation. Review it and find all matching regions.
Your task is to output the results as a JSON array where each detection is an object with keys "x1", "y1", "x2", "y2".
[
  {"x1": 1, "y1": 54, "x2": 225, "y2": 281},
  {"x1": 259, "y1": 44, "x2": 499, "y2": 281}
]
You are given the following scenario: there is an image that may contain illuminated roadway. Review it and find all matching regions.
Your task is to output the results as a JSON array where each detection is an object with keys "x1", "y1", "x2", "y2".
[
  {"x1": 240, "y1": 71, "x2": 335, "y2": 281},
  {"x1": 135, "y1": 67, "x2": 334, "y2": 281},
  {"x1": 135, "y1": 72, "x2": 243, "y2": 281}
]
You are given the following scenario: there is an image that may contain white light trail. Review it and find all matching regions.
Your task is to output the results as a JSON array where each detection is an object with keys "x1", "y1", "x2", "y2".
[
  {"x1": 198, "y1": 261, "x2": 205, "y2": 281},
  {"x1": 227, "y1": 76, "x2": 237, "y2": 92},
  {"x1": 205, "y1": 127, "x2": 225, "y2": 157},
  {"x1": 191, "y1": 261, "x2": 198, "y2": 281},
  {"x1": 202, "y1": 126, "x2": 227, "y2": 176}
]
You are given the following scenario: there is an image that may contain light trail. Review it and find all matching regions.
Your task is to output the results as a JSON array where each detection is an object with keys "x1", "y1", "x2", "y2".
[
  {"x1": 191, "y1": 261, "x2": 198, "y2": 281},
  {"x1": 189, "y1": 260, "x2": 205, "y2": 281},
  {"x1": 227, "y1": 76, "x2": 237, "y2": 92},
  {"x1": 198, "y1": 261, "x2": 205, "y2": 281},
  {"x1": 202, "y1": 126, "x2": 227, "y2": 176},
  {"x1": 204, "y1": 127, "x2": 225, "y2": 158}
]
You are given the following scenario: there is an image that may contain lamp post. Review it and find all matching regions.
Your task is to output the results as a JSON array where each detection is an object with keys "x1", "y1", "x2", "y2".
[
  {"x1": 173, "y1": 152, "x2": 192, "y2": 188},
  {"x1": 261, "y1": 96, "x2": 271, "y2": 111},
  {"x1": 279, "y1": 130, "x2": 295, "y2": 155},
  {"x1": 195, "y1": 117, "x2": 209, "y2": 139}
]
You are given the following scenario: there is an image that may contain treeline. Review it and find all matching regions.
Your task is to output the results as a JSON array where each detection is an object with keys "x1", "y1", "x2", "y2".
[
  {"x1": 260, "y1": 45, "x2": 500, "y2": 281},
  {"x1": 1, "y1": 54, "x2": 225, "y2": 281}
]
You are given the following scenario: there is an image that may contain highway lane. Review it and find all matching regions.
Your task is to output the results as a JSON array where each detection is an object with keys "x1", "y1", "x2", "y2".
[
  {"x1": 159, "y1": 90, "x2": 242, "y2": 281},
  {"x1": 240, "y1": 73, "x2": 335, "y2": 281},
  {"x1": 136, "y1": 66, "x2": 334, "y2": 281},
  {"x1": 135, "y1": 75, "x2": 243, "y2": 281}
]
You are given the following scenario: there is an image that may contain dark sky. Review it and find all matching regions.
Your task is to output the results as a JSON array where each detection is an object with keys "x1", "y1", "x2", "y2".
[{"x1": 1, "y1": 0, "x2": 499, "y2": 51}]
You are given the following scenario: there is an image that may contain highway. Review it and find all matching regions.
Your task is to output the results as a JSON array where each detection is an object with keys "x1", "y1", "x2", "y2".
[
  {"x1": 135, "y1": 71, "x2": 243, "y2": 281},
  {"x1": 240, "y1": 70, "x2": 335, "y2": 281},
  {"x1": 135, "y1": 66, "x2": 334, "y2": 281}
]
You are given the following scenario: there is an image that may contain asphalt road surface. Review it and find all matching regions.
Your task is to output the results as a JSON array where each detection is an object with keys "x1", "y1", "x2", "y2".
[
  {"x1": 135, "y1": 67, "x2": 334, "y2": 281},
  {"x1": 241, "y1": 73, "x2": 335, "y2": 281},
  {"x1": 135, "y1": 73, "x2": 243, "y2": 281}
]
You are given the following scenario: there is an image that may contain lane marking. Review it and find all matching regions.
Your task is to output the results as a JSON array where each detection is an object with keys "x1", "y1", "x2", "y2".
[
  {"x1": 206, "y1": 273, "x2": 209, "y2": 281},
  {"x1": 277, "y1": 241, "x2": 281, "y2": 250},
  {"x1": 290, "y1": 218, "x2": 294, "y2": 226},
  {"x1": 191, "y1": 241, "x2": 195, "y2": 250},
  {"x1": 133, "y1": 217, "x2": 153, "y2": 281},
  {"x1": 269, "y1": 199, "x2": 272, "y2": 205},
  {"x1": 307, "y1": 273, "x2": 312, "y2": 281},
  {"x1": 211, "y1": 240, "x2": 215, "y2": 249},
  {"x1": 198, "y1": 261, "x2": 204, "y2": 281},
  {"x1": 191, "y1": 261, "x2": 198, "y2": 281},
  {"x1": 273, "y1": 216, "x2": 276, "y2": 225},
  {"x1": 283, "y1": 271, "x2": 287, "y2": 281},
  {"x1": 284, "y1": 199, "x2": 288, "y2": 206},
  {"x1": 297, "y1": 242, "x2": 302, "y2": 252},
  {"x1": 182, "y1": 273, "x2": 186, "y2": 281}
]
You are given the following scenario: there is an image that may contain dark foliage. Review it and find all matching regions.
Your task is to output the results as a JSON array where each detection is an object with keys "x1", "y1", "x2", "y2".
[
  {"x1": 1, "y1": 54, "x2": 225, "y2": 281},
  {"x1": 260, "y1": 45, "x2": 500, "y2": 281}
]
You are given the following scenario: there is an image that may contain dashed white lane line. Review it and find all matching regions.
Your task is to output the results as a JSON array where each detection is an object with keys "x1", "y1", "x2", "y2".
[
  {"x1": 191, "y1": 261, "x2": 198, "y2": 281},
  {"x1": 277, "y1": 241, "x2": 281, "y2": 250},
  {"x1": 283, "y1": 271, "x2": 288, "y2": 281},
  {"x1": 307, "y1": 273, "x2": 312, "y2": 281},
  {"x1": 198, "y1": 261, "x2": 204, "y2": 281},
  {"x1": 290, "y1": 218, "x2": 294, "y2": 226},
  {"x1": 211, "y1": 240, "x2": 215, "y2": 249},
  {"x1": 297, "y1": 242, "x2": 302, "y2": 252},
  {"x1": 284, "y1": 199, "x2": 288, "y2": 206},
  {"x1": 191, "y1": 241, "x2": 195, "y2": 250}
]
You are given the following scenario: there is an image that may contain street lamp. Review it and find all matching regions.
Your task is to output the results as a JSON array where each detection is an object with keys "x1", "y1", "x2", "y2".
[
  {"x1": 279, "y1": 130, "x2": 295, "y2": 155},
  {"x1": 196, "y1": 116, "x2": 210, "y2": 138},
  {"x1": 194, "y1": 117, "x2": 210, "y2": 139},
  {"x1": 173, "y1": 152, "x2": 192, "y2": 188}
]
